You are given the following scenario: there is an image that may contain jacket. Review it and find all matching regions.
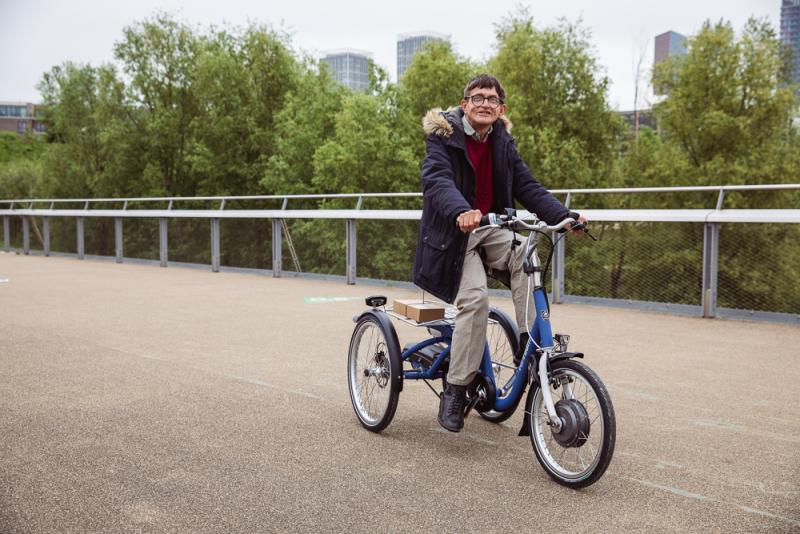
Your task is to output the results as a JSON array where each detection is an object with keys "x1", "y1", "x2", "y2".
[{"x1": 411, "y1": 106, "x2": 571, "y2": 303}]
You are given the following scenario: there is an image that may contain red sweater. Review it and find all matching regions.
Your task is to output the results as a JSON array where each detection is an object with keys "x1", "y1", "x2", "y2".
[{"x1": 465, "y1": 136, "x2": 493, "y2": 215}]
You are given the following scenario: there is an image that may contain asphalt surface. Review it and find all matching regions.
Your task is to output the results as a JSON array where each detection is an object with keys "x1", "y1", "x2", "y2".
[{"x1": 1, "y1": 253, "x2": 798, "y2": 533}]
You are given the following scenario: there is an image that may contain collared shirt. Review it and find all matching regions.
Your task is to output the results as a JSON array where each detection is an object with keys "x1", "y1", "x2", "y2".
[{"x1": 462, "y1": 114, "x2": 492, "y2": 142}]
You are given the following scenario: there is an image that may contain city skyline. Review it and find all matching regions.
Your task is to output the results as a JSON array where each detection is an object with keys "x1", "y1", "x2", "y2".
[{"x1": 0, "y1": 1, "x2": 780, "y2": 111}]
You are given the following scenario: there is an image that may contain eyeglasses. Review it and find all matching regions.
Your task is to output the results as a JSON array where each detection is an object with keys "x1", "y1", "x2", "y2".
[{"x1": 465, "y1": 94, "x2": 503, "y2": 107}]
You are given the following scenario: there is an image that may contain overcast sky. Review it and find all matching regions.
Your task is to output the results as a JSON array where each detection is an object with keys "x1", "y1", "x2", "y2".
[{"x1": 1, "y1": 0, "x2": 779, "y2": 110}]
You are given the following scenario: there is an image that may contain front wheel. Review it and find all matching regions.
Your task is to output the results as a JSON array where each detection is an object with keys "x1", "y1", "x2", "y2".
[
  {"x1": 348, "y1": 314, "x2": 401, "y2": 432},
  {"x1": 524, "y1": 359, "x2": 615, "y2": 488}
]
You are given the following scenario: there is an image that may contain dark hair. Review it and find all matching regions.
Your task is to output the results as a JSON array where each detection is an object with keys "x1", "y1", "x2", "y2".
[{"x1": 463, "y1": 74, "x2": 506, "y2": 102}]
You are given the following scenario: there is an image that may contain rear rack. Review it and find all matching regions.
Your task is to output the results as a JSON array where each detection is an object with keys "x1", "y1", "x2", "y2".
[
  {"x1": 385, "y1": 304, "x2": 502, "y2": 328},
  {"x1": 385, "y1": 307, "x2": 457, "y2": 328}
]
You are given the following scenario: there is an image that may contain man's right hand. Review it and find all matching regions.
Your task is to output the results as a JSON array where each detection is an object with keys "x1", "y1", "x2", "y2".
[{"x1": 456, "y1": 209, "x2": 483, "y2": 233}]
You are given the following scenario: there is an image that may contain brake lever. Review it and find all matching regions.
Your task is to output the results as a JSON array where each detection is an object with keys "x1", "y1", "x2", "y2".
[{"x1": 570, "y1": 222, "x2": 598, "y2": 241}]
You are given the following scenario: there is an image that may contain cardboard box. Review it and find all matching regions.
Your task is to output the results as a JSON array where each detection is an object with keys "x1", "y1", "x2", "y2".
[
  {"x1": 405, "y1": 302, "x2": 445, "y2": 323},
  {"x1": 392, "y1": 299, "x2": 419, "y2": 317}
]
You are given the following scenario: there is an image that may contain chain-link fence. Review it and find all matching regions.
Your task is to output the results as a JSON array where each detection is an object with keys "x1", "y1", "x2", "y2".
[
  {"x1": 716, "y1": 223, "x2": 800, "y2": 315},
  {"x1": 565, "y1": 222, "x2": 703, "y2": 305},
  {"x1": 2, "y1": 187, "x2": 798, "y2": 319}
]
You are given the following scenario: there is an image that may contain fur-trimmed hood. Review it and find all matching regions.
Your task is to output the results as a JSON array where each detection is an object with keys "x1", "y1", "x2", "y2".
[{"x1": 422, "y1": 106, "x2": 512, "y2": 138}]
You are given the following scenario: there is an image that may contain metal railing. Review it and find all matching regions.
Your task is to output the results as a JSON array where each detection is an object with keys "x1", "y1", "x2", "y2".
[{"x1": 1, "y1": 185, "x2": 798, "y2": 320}]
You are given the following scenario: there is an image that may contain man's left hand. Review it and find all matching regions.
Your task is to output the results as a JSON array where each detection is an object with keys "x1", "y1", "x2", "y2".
[{"x1": 568, "y1": 213, "x2": 588, "y2": 235}]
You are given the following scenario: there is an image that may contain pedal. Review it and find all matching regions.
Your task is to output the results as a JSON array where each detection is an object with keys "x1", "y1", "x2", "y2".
[
  {"x1": 463, "y1": 394, "x2": 480, "y2": 418},
  {"x1": 463, "y1": 380, "x2": 482, "y2": 418}
]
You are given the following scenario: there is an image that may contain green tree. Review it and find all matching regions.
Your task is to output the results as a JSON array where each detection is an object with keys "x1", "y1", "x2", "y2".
[
  {"x1": 37, "y1": 62, "x2": 132, "y2": 198},
  {"x1": 313, "y1": 93, "x2": 418, "y2": 195},
  {"x1": 653, "y1": 18, "x2": 797, "y2": 186},
  {"x1": 113, "y1": 12, "x2": 201, "y2": 195},
  {"x1": 490, "y1": 11, "x2": 624, "y2": 190},
  {"x1": 261, "y1": 62, "x2": 346, "y2": 195},
  {"x1": 399, "y1": 40, "x2": 477, "y2": 122},
  {"x1": 190, "y1": 25, "x2": 299, "y2": 196}
]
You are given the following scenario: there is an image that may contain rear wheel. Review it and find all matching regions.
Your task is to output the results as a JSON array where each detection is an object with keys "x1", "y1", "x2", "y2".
[
  {"x1": 525, "y1": 359, "x2": 615, "y2": 488},
  {"x1": 478, "y1": 307, "x2": 522, "y2": 423},
  {"x1": 347, "y1": 315, "x2": 400, "y2": 432}
]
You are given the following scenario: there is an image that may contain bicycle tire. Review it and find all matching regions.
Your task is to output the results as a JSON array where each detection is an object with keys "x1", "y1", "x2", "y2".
[
  {"x1": 524, "y1": 359, "x2": 616, "y2": 488},
  {"x1": 347, "y1": 313, "x2": 401, "y2": 432}
]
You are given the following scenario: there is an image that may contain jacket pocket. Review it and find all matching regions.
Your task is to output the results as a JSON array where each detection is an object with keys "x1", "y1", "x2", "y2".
[{"x1": 418, "y1": 227, "x2": 457, "y2": 287}]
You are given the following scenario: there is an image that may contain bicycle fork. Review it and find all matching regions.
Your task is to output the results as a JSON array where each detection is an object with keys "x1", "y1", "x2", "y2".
[{"x1": 535, "y1": 350, "x2": 559, "y2": 432}]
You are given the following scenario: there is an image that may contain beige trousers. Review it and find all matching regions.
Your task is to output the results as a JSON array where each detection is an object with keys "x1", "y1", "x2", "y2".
[{"x1": 448, "y1": 228, "x2": 532, "y2": 386}]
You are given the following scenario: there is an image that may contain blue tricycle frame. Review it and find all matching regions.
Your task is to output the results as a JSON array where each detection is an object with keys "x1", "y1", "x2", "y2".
[{"x1": 347, "y1": 214, "x2": 616, "y2": 488}]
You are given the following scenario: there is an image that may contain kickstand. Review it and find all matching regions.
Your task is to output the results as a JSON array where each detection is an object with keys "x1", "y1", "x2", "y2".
[{"x1": 423, "y1": 379, "x2": 442, "y2": 399}]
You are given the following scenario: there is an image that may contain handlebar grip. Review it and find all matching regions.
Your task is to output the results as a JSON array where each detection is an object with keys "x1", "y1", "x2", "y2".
[{"x1": 479, "y1": 213, "x2": 507, "y2": 227}]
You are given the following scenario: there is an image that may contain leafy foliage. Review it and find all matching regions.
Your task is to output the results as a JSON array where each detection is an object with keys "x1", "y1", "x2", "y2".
[{"x1": 1, "y1": 10, "x2": 797, "y2": 314}]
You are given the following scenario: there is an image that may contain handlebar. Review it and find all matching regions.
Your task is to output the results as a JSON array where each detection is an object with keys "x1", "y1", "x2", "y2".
[
  {"x1": 477, "y1": 213, "x2": 577, "y2": 233},
  {"x1": 475, "y1": 212, "x2": 596, "y2": 240}
]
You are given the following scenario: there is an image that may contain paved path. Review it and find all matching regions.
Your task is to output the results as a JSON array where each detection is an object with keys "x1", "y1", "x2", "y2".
[{"x1": 1, "y1": 253, "x2": 798, "y2": 533}]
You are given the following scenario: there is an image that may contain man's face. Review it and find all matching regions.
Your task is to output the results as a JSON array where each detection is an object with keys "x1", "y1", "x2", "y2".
[{"x1": 460, "y1": 86, "x2": 506, "y2": 131}]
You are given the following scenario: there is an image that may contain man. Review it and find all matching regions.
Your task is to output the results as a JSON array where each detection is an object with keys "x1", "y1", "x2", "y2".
[{"x1": 411, "y1": 74, "x2": 586, "y2": 432}]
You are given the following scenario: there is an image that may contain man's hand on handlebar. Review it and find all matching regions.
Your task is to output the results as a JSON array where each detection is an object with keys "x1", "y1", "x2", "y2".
[
  {"x1": 456, "y1": 209, "x2": 483, "y2": 233},
  {"x1": 568, "y1": 213, "x2": 589, "y2": 236}
]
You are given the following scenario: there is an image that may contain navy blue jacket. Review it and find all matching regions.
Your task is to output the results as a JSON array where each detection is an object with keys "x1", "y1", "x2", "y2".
[{"x1": 412, "y1": 107, "x2": 571, "y2": 303}]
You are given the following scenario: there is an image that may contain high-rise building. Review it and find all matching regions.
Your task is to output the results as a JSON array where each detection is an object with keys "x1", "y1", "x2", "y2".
[
  {"x1": 654, "y1": 31, "x2": 688, "y2": 95},
  {"x1": 321, "y1": 49, "x2": 372, "y2": 92},
  {"x1": 0, "y1": 102, "x2": 46, "y2": 136},
  {"x1": 654, "y1": 31, "x2": 688, "y2": 65},
  {"x1": 781, "y1": 0, "x2": 800, "y2": 86},
  {"x1": 397, "y1": 32, "x2": 449, "y2": 80}
]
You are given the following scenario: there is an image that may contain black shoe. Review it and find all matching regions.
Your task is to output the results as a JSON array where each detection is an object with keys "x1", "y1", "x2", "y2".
[
  {"x1": 438, "y1": 383, "x2": 467, "y2": 432},
  {"x1": 514, "y1": 332, "x2": 530, "y2": 367}
]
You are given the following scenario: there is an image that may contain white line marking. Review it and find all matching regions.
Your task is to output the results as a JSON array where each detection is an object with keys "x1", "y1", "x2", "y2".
[
  {"x1": 636, "y1": 479, "x2": 708, "y2": 501},
  {"x1": 692, "y1": 419, "x2": 800, "y2": 443},
  {"x1": 633, "y1": 478, "x2": 800, "y2": 527},
  {"x1": 0, "y1": 278, "x2": 9, "y2": 283},
  {"x1": 654, "y1": 460, "x2": 684, "y2": 470},
  {"x1": 692, "y1": 419, "x2": 746, "y2": 433},
  {"x1": 227, "y1": 375, "x2": 321, "y2": 400},
  {"x1": 736, "y1": 505, "x2": 800, "y2": 526}
]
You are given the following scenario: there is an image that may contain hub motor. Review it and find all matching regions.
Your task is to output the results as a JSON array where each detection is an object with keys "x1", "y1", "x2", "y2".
[{"x1": 551, "y1": 398, "x2": 590, "y2": 447}]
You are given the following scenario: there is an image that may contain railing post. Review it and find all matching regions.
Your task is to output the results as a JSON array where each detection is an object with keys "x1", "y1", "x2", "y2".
[
  {"x1": 702, "y1": 223, "x2": 720, "y2": 318},
  {"x1": 272, "y1": 218, "x2": 282, "y2": 277},
  {"x1": 552, "y1": 237, "x2": 565, "y2": 303},
  {"x1": 159, "y1": 217, "x2": 168, "y2": 267},
  {"x1": 43, "y1": 217, "x2": 50, "y2": 256},
  {"x1": 346, "y1": 219, "x2": 357, "y2": 285},
  {"x1": 2, "y1": 216, "x2": 9, "y2": 252},
  {"x1": 76, "y1": 217, "x2": 85, "y2": 259},
  {"x1": 211, "y1": 218, "x2": 220, "y2": 272},
  {"x1": 22, "y1": 216, "x2": 30, "y2": 255},
  {"x1": 115, "y1": 217, "x2": 123, "y2": 263}
]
